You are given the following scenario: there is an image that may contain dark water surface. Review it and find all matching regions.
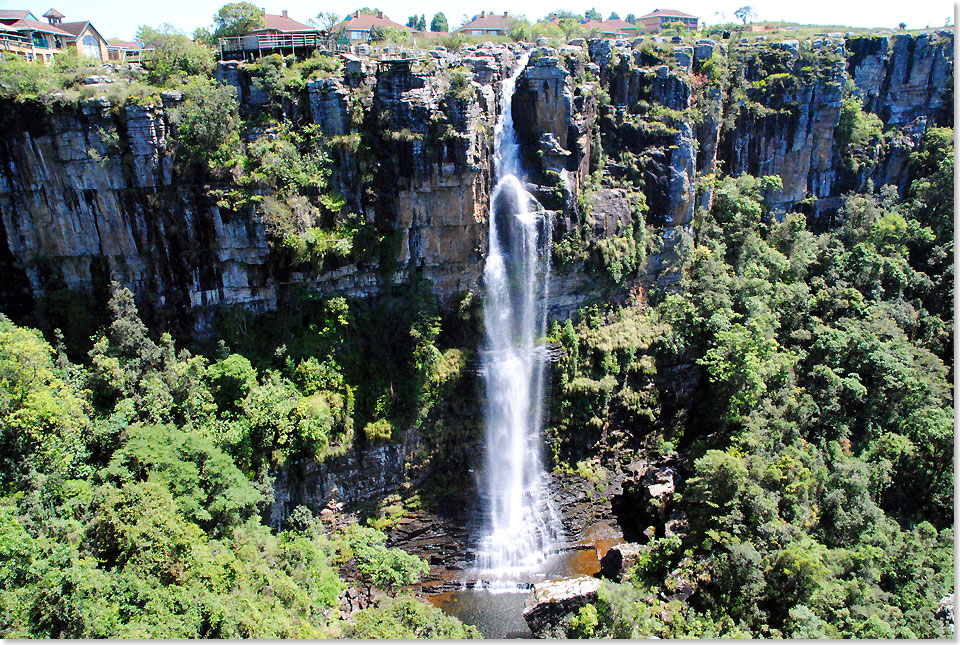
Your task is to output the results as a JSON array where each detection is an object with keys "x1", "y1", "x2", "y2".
[{"x1": 427, "y1": 526, "x2": 622, "y2": 638}]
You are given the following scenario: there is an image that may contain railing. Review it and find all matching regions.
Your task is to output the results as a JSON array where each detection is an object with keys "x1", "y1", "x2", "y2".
[
  {"x1": 219, "y1": 33, "x2": 320, "y2": 53},
  {"x1": 0, "y1": 33, "x2": 32, "y2": 50}
]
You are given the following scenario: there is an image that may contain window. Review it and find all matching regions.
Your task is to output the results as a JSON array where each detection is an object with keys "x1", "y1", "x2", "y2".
[
  {"x1": 82, "y1": 34, "x2": 101, "y2": 59},
  {"x1": 54, "y1": 36, "x2": 63, "y2": 48},
  {"x1": 32, "y1": 33, "x2": 49, "y2": 48}
]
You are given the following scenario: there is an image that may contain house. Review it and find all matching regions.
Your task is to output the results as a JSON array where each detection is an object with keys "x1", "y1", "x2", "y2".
[
  {"x1": 332, "y1": 11, "x2": 410, "y2": 42},
  {"x1": 601, "y1": 18, "x2": 639, "y2": 37},
  {"x1": 107, "y1": 40, "x2": 149, "y2": 62},
  {"x1": 0, "y1": 9, "x2": 112, "y2": 62},
  {"x1": 0, "y1": 10, "x2": 72, "y2": 62},
  {"x1": 456, "y1": 11, "x2": 514, "y2": 37},
  {"x1": 579, "y1": 18, "x2": 637, "y2": 38},
  {"x1": 56, "y1": 18, "x2": 111, "y2": 60},
  {"x1": 636, "y1": 8, "x2": 699, "y2": 33},
  {"x1": 218, "y1": 10, "x2": 331, "y2": 59},
  {"x1": 247, "y1": 10, "x2": 316, "y2": 38}
]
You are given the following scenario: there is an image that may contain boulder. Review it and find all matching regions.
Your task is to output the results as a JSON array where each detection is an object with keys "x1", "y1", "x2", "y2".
[
  {"x1": 693, "y1": 39, "x2": 716, "y2": 67},
  {"x1": 599, "y1": 542, "x2": 645, "y2": 581},
  {"x1": 539, "y1": 132, "x2": 571, "y2": 171},
  {"x1": 523, "y1": 576, "x2": 601, "y2": 634}
]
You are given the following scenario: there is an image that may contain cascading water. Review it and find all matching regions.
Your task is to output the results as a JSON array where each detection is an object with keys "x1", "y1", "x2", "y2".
[{"x1": 476, "y1": 53, "x2": 562, "y2": 575}]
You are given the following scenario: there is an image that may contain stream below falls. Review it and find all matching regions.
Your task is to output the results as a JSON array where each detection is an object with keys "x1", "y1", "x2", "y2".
[{"x1": 425, "y1": 523, "x2": 623, "y2": 638}]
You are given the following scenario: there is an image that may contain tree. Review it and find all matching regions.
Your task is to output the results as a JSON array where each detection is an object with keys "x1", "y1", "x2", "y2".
[
  {"x1": 417, "y1": 14, "x2": 427, "y2": 31},
  {"x1": 134, "y1": 23, "x2": 183, "y2": 47},
  {"x1": 625, "y1": 12, "x2": 636, "y2": 23},
  {"x1": 346, "y1": 595, "x2": 481, "y2": 638},
  {"x1": 310, "y1": 12, "x2": 340, "y2": 30},
  {"x1": 734, "y1": 6, "x2": 756, "y2": 24},
  {"x1": 608, "y1": 11, "x2": 620, "y2": 20},
  {"x1": 192, "y1": 27, "x2": 213, "y2": 45},
  {"x1": 406, "y1": 15, "x2": 418, "y2": 28},
  {"x1": 212, "y1": 2, "x2": 266, "y2": 40},
  {"x1": 584, "y1": 7, "x2": 602, "y2": 21},
  {"x1": 547, "y1": 10, "x2": 582, "y2": 21},
  {"x1": 139, "y1": 32, "x2": 213, "y2": 86},
  {"x1": 168, "y1": 76, "x2": 239, "y2": 163},
  {"x1": 898, "y1": 21, "x2": 907, "y2": 29},
  {"x1": 430, "y1": 12, "x2": 448, "y2": 32}
]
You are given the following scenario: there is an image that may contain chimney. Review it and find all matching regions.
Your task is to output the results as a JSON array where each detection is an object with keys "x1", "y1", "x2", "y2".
[
  {"x1": 377, "y1": 10, "x2": 383, "y2": 18},
  {"x1": 282, "y1": 9, "x2": 288, "y2": 17},
  {"x1": 480, "y1": 10, "x2": 485, "y2": 17}
]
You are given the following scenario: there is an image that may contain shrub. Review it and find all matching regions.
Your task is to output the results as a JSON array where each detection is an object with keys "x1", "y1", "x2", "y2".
[
  {"x1": 141, "y1": 34, "x2": 213, "y2": 86},
  {"x1": 169, "y1": 76, "x2": 239, "y2": 165},
  {"x1": 346, "y1": 595, "x2": 481, "y2": 638}
]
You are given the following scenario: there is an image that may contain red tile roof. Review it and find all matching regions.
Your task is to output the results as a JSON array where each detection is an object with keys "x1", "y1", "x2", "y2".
[
  {"x1": 57, "y1": 21, "x2": 92, "y2": 36},
  {"x1": 638, "y1": 8, "x2": 698, "y2": 19},
  {"x1": 252, "y1": 12, "x2": 314, "y2": 33},
  {"x1": 603, "y1": 18, "x2": 637, "y2": 30},
  {"x1": 0, "y1": 10, "x2": 34, "y2": 20},
  {"x1": 333, "y1": 11, "x2": 409, "y2": 32},
  {"x1": 108, "y1": 40, "x2": 144, "y2": 50},
  {"x1": 458, "y1": 11, "x2": 513, "y2": 31},
  {"x1": 7, "y1": 17, "x2": 73, "y2": 36}
]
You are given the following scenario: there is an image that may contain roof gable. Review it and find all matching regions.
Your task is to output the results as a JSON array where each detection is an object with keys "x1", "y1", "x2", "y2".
[
  {"x1": 334, "y1": 11, "x2": 409, "y2": 32},
  {"x1": 59, "y1": 21, "x2": 108, "y2": 44},
  {"x1": 256, "y1": 12, "x2": 314, "y2": 32},
  {"x1": 57, "y1": 21, "x2": 90, "y2": 36},
  {"x1": 8, "y1": 18, "x2": 73, "y2": 36},
  {"x1": 458, "y1": 12, "x2": 513, "y2": 31},
  {"x1": 0, "y1": 10, "x2": 36, "y2": 21},
  {"x1": 638, "y1": 8, "x2": 698, "y2": 19}
]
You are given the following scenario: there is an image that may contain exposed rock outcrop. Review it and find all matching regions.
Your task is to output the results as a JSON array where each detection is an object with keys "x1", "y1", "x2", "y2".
[{"x1": 523, "y1": 576, "x2": 601, "y2": 634}]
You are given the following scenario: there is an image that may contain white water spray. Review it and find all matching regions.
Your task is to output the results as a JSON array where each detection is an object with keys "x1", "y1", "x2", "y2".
[{"x1": 476, "y1": 53, "x2": 562, "y2": 574}]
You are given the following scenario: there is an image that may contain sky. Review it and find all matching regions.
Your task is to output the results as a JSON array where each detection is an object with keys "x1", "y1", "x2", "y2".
[{"x1": 2, "y1": 0, "x2": 954, "y2": 40}]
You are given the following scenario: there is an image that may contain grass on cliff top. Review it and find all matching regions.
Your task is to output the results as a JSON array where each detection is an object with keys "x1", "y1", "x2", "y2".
[{"x1": 707, "y1": 21, "x2": 951, "y2": 43}]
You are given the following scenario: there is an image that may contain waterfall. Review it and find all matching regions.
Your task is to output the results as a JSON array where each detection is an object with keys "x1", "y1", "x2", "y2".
[{"x1": 476, "y1": 53, "x2": 562, "y2": 574}]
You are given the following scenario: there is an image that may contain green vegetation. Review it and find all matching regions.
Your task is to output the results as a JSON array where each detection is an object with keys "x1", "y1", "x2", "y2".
[
  {"x1": 0, "y1": 277, "x2": 480, "y2": 637},
  {"x1": 836, "y1": 96, "x2": 885, "y2": 173},
  {"x1": 346, "y1": 595, "x2": 482, "y2": 638},
  {"x1": 211, "y1": 1, "x2": 266, "y2": 40},
  {"x1": 546, "y1": 126, "x2": 954, "y2": 638}
]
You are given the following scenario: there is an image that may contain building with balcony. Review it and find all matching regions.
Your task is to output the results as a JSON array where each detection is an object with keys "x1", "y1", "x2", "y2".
[
  {"x1": 0, "y1": 9, "x2": 110, "y2": 62},
  {"x1": 0, "y1": 10, "x2": 70, "y2": 62},
  {"x1": 218, "y1": 10, "x2": 343, "y2": 60}
]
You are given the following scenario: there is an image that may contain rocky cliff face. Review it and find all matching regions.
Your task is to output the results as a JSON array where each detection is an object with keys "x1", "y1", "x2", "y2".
[
  {"x1": 0, "y1": 33, "x2": 952, "y2": 517},
  {"x1": 0, "y1": 49, "x2": 514, "y2": 335},
  {"x1": 0, "y1": 33, "x2": 951, "y2": 331}
]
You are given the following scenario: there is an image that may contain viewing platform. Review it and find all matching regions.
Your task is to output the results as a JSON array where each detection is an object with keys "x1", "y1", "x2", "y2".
[{"x1": 217, "y1": 33, "x2": 349, "y2": 60}]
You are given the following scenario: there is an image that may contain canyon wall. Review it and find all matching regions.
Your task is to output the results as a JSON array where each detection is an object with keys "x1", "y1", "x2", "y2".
[
  {"x1": 0, "y1": 32, "x2": 952, "y2": 333},
  {"x1": 0, "y1": 32, "x2": 952, "y2": 514}
]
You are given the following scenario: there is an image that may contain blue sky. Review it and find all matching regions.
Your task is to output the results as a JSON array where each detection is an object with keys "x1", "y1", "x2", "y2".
[{"x1": 4, "y1": 0, "x2": 953, "y2": 40}]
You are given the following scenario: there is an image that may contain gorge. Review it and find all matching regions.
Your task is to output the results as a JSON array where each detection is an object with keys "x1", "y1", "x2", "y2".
[{"x1": 0, "y1": 25, "x2": 954, "y2": 639}]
